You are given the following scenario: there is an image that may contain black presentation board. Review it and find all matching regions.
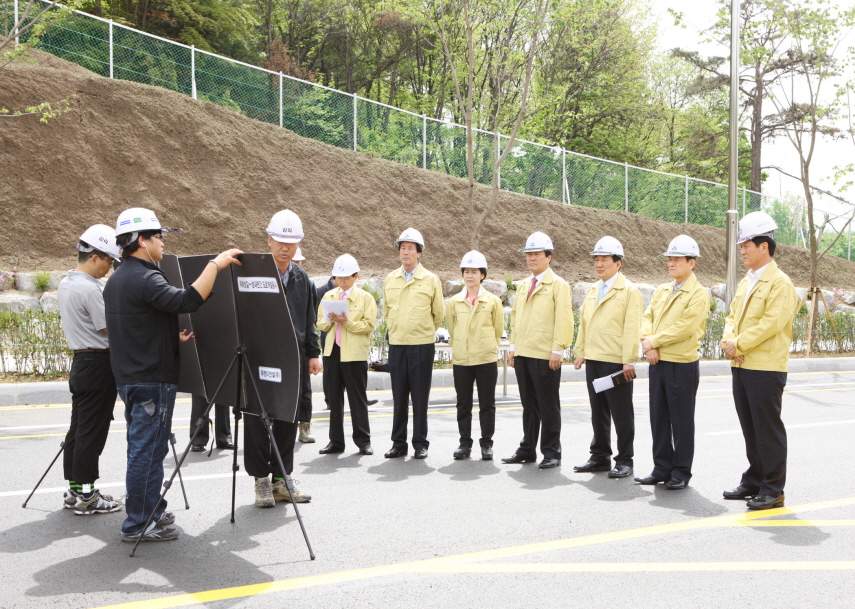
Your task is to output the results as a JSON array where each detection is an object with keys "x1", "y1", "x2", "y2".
[
  {"x1": 160, "y1": 253, "x2": 301, "y2": 423},
  {"x1": 231, "y1": 254, "x2": 302, "y2": 423}
]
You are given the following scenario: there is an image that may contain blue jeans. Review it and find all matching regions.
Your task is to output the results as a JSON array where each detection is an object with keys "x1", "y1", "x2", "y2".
[{"x1": 118, "y1": 382, "x2": 176, "y2": 536}]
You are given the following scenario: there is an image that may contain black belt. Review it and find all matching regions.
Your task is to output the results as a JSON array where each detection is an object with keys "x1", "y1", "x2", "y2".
[{"x1": 74, "y1": 349, "x2": 110, "y2": 353}]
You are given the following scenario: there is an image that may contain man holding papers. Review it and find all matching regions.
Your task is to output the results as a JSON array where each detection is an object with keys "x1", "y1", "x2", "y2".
[
  {"x1": 573, "y1": 236, "x2": 643, "y2": 479},
  {"x1": 636, "y1": 235, "x2": 709, "y2": 490},
  {"x1": 383, "y1": 228, "x2": 445, "y2": 459},
  {"x1": 316, "y1": 254, "x2": 377, "y2": 455},
  {"x1": 501, "y1": 232, "x2": 573, "y2": 469}
]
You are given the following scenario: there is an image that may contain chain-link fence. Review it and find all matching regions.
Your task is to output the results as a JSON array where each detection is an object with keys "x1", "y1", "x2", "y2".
[{"x1": 3, "y1": 0, "x2": 853, "y2": 261}]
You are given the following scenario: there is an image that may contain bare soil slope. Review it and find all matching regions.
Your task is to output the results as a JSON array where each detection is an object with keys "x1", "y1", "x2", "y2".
[{"x1": 2, "y1": 48, "x2": 855, "y2": 289}]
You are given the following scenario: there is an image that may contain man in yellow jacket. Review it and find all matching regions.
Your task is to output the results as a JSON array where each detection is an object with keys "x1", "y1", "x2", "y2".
[
  {"x1": 573, "y1": 236, "x2": 643, "y2": 479},
  {"x1": 721, "y1": 211, "x2": 797, "y2": 510},
  {"x1": 383, "y1": 228, "x2": 445, "y2": 459},
  {"x1": 637, "y1": 235, "x2": 709, "y2": 490},
  {"x1": 316, "y1": 254, "x2": 377, "y2": 456},
  {"x1": 501, "y1": 232, "x2": 573, "y2": 469}
]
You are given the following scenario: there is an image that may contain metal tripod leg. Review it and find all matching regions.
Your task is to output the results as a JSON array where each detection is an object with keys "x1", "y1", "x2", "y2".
[
  {"x1": 168, "y1": 433, "x2": 190, "y2": 509},
  {"x1": 22, "y1": 441, "x2": 65, "y2": 508}
]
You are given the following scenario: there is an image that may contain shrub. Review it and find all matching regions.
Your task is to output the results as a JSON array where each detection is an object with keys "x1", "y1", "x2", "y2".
[
  {"x1": 0, "y1": 310, "x2": 72, "y2": 377},
  {"x1": 34, "y1": 271, "x2": 51, "y2": 292}
]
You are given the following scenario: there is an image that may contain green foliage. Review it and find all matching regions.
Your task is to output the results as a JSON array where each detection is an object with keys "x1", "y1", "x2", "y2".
[
  {"x1": 34, "y1": 271, "x2": 51, "y2": 292},
  {"x1": 505, "y1": 274, "x2": 516, "y2": 291},
  {"x1": 0, "y1": 310, "x2": 72, "y2": 377}
]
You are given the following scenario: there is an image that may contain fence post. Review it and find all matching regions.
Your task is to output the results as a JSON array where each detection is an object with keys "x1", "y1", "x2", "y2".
[
  {"x1": 13, "y1": 0, "x2": 19, "y2": 43},
  {"x1": 422, "y1": 115, "x2": 427, "y2": 169},
  {"x1": 624, "y1": 163, "x2": 629, "y2": 213},
  {"x1": 562, "y1": 148, "x2": 567, "y2": 205},
  {"x1": 190, "y1": 46, "x2": 196, "y2": 99},
  {"x1": 849, "y1": 222, "x2": 852, "y2": 262},
  {"x1": 495, "y1": 133, "x2": 501, "y2": 190},
  {"x1": 684, "y1": 176, "x2": 689, "y2": 223},
  {"x1": 742, "y1": 188, "x2": 746, "y2": 216},
  {"x1": 278, "y1": 72, "x2": 283, "y2": 128},
  {"x1": 352, "y1": 95, "x2": 357, "y2": 152},
  {"x1": 108, "y1": 20, "x2": 113, "y2": 79}
]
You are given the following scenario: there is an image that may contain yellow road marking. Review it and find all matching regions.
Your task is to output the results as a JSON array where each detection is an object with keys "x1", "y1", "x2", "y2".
[
  {"x1": 421, "y1": 561, "x2": 855, "y2": 573},
  {"x1": 5, "y1": 384, "x2": 855, "y2": 440},
  {"x1": 90, "y1": 496, "x2": 855, "y2": 609}
]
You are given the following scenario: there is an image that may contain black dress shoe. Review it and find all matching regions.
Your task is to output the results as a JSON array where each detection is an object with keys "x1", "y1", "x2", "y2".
[
  {"x1": 538, "y1": 458, "x2": 561, "y2": 469},
  {"x1": 319, "y1": 442, "x2": 345, "y2": 454},
  {"x1": 384, "y1": 446, "x2": 408, "y2": 458},
  {"x1": 367, "y1": 399, "x2": 379, "y2": 406},
  {"x1": 359, "y1": 445, "x2": 373, "y2": 455},
  {"x1": 481, "y1": 446, "x2": 493, "y2": 461},
  {"x1": 217, "y1": 442, "x2": 235, "y2": 450},
  {"x1": 608, "y1": 465, "x2": 633, "y2": 478},
  {"x1": 453, "y1": 446, "x2": 471, "y2": 460},
  {"x1": 414, "y1": 448, "x2": 428, "y2": 459},
  {"x1": 723, "y1": 485, "x2": 759, "y2": 500},
  {"x1": 634, "y1": 475, "x2": 665, "y2": 485},
  {"x1": 747, "y1": 494, "x2": 784, "y2": 510},
  {"x1": 574, "y1": 459, "x2": 611, "y2": 473},
  {"x1": 191, "y1": 445, "x2": 206, "y2": 453},
  {"x1": 665, "y1": 478, "x2": 687, "y2": 490},
  {"x1": 501, "y1": 452, "x2": 536, "y2": 464}
]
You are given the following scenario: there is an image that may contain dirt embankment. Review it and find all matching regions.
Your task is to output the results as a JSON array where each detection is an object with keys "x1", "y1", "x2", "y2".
[{"x1": 2, "y1": 47, "x2": 855, "y2": 289}]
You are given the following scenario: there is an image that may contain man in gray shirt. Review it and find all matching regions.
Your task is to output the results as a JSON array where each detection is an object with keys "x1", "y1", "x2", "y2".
[{"x1": 57, "y1": 224, "x2": 123, "y2": 515}]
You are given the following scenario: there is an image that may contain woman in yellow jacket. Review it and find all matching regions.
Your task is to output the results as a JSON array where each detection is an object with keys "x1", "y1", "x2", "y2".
[
  {"x1": 447, "y1": 251, "x2": 505, "y2": 461},
  {"x1": 316, "y1": 254, "x2": 377, "y2": 456}
]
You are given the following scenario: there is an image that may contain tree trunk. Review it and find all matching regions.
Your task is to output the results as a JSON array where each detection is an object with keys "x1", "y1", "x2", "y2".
[{"x1": 749, "y1": 69, "x2": 764, "y2": 193}]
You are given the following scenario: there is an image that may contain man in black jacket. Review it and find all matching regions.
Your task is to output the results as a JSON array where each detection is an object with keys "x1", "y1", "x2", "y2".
[
  {"x1": 105, "y1": 207, "x2": 241, "y2": 542},
  {"x1": 245, "y1": 209, "x2": 321, "y2": 508}
]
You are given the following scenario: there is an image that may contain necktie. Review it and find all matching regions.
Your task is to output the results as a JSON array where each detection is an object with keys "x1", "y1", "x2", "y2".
[
  {"x1": 526, "y1": 278, "x2": 537, "y2": 301},
  {"x1": 598, "y1": 281, "x2": 607, "y2": 304},
  {"x1": 335, "y1": 291, "x2": 345, "y2": 347}
]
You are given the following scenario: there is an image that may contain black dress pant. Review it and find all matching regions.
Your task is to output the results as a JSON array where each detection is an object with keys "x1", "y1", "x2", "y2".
[
  {"x1": 189, "y1": 394, "x2": 233, "y2": 448},
  {"x1": 453, "y1": 362, "x2": 497, "y2": 448},
  {"x1": 298, "y1": 355, "x2": 313, "y2": 423},
  {"x1": 585, "y1": 359, "x2": 634, "y2": 466},
  {"x1": 389, "y1": 343, "x2": 434, "y2": 451},
  {"x1": 243, "y1": 415, "x2": 297, "y2": 478},
  {"x1": 63, "y1": 352, "x2": 116, "y2": 484},
  {"x1": 515, "y1": 355, "x2": 561, "y2": 460},
  {"x1": 648, "y1": 360, "x2": 698, "y2": 482},
  {"x1": 732, "y1": 367, "x2": 788, "y2": 496},
  {"x1": 324, "y1": 343, "x2": 371, "y2": 449}
]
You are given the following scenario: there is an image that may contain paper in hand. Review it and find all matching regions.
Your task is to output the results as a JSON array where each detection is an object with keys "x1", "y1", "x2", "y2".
[
  {"x1": 593, "y1": 370, "x2": 631, "y2": 393},
  {"x1": 321, "y1": 300, "x2": 349, "y2": 322}
]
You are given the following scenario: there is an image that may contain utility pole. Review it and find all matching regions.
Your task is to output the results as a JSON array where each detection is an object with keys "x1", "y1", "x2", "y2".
[{"x1": 725, "y1": 0, "x2": 740, "y2": 306}]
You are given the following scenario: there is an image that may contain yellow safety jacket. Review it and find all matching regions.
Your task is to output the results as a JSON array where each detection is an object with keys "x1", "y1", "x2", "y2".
[
  {"x1": 447, "y1": 289, "x2": 504, "y2": 366},
  {"x1": 383, "y1": 264, "x2": 445, "y2": 345},
  {"x1": 574, "y1": 272, "x2": 643, "y2": 364},
  {"x1": 509, "y1": 268, "x2": 574, "y2": 360},
  {"x1": 316, "y1": 286, "x2": 378, "y2": 362},
  {"x1": 722, "y1": 259, "x2": 797, "y2": 372},
  {"x1": 641, "y1": 273, "x2": 710, "y2": 363}
]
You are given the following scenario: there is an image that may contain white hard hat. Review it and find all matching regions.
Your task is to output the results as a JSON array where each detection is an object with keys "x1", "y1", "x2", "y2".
[
  {"x1": 460, "y1": 250, "x2": 488, "y2": 269},
  {"x1": 78, "y1": 224, "x2": 121, "y2": 261},
  {"x1": 519, "y1": 231, "x2": 554, "y2": 253},
  {"x1": 737, "y1": 211, "x2": 778, "y2": 244},
  {"x1": 332, "y1": 254, "x2": 360, "y2": 277},
  {"x1": 661, "y1": 235, "x2": 700, "y2": 258},
  {"x1": 590, "y1": 236, "x2": 625, "y2": 258},
  {"x1": 396, "y1": 227, "x2": 425, "y2": 248},
  {"x1": 293, "y1": 247, "x2": 306, "y2": 261},
  {"x1": 115, "y1": 208, "x2": 162, "y2": 237},
  {"x1": 267, "y1": 209, "x2": 304, "y2": 243}
]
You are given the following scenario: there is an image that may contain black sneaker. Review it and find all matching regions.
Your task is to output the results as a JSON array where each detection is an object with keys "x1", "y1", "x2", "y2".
[{"x1": 121, "y1": 522, "x2": 179, "y2": 542}]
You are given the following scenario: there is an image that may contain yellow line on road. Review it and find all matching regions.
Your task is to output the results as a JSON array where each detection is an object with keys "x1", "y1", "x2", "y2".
[
  {"x1": 90, "y1": 496, "x2": 855, "y2": 609},
  {"x1": 421, "y1": 561, "x2": 855, "y2": 573}
]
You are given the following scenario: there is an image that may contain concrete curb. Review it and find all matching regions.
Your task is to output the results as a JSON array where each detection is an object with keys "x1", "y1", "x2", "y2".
[{"x1": 2, "y1": 357, "x2": 853, "y2": 406}]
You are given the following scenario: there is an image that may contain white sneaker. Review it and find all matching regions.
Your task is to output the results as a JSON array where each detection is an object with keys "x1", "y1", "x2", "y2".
[
  {"x1": 74, "y1": 490, "x2": 123, "y2": 515},
  {"x1": 254, "y1": 477, "x2": 275, "y2": 508}
]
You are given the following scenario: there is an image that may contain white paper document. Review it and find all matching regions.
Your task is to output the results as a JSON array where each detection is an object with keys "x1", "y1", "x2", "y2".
[
  {"x1": 592, "y1": 375, "x2": 615, "y2": 393},
  {"x1": 321, "y1": 300, "x2": 349, "y2": 322}
]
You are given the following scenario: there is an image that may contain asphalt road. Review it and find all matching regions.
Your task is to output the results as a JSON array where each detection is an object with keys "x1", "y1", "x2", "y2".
[{"x1": 1, "y1": 370, "x2": 853, "y2": 609}]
